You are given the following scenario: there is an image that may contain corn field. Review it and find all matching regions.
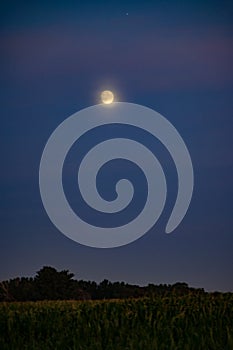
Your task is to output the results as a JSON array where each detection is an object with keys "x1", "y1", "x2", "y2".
[{"x1": 0, "y1": 293, "x2": 233, "y2": 349}]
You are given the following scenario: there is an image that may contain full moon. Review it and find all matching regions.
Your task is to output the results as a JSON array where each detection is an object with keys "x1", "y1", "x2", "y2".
[{"x1": 101, "y1": 90, "x2": 114, "y2": 104}]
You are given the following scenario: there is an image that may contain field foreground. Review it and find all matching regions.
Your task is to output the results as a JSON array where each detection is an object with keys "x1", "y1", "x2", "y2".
[{"x1": 0, "y1": 294, "x2": 233, "y2": 350}]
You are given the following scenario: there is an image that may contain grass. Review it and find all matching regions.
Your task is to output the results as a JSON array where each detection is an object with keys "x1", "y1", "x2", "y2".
[{"x1": 0, "y1": 293, "x2": 233, "y2": 349}]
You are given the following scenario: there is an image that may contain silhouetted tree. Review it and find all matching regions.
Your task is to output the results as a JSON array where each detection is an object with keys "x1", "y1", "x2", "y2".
[
  {"x1": 0, "y1": 266, "x2": 206, "y2": 301},
  {"x1": 34, "y1": 266, "x2": 78, "y2": 300}
]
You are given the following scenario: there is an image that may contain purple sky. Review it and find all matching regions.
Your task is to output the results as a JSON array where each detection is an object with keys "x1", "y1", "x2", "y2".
[{"x1": 1, "y1": 1, "x2": 233, "y2": 291}]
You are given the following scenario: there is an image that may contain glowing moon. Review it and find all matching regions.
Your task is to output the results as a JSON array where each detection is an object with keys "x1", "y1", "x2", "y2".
[{"x1": 101, "y1": 90, "x2": 114, "y2": 104}]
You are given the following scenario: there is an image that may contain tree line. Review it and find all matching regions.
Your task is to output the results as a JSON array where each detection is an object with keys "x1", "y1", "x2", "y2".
[{"x1": 0, "y1": 266, "x2": 205, "y2": 302}]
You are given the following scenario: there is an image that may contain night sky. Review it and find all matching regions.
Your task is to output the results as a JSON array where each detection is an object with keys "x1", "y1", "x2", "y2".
[{"x1": 1, "y1": 1, "x2": 233, "y2": 291}]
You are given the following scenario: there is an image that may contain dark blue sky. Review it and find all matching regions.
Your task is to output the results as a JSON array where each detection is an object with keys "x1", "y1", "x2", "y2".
[{"x1": 1, "y1": 0, "x2": 233, "y2": 291}]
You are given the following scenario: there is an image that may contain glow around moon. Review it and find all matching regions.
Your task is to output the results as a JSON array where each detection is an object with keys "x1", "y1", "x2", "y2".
[{"x1": 101, "y1": 90, "x2": 114, "y2": 104}]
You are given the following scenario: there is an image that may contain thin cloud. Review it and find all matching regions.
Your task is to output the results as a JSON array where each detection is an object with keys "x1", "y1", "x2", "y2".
[{"x1": 1, "y1": 21, "x2": 233, "y2": 90}]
